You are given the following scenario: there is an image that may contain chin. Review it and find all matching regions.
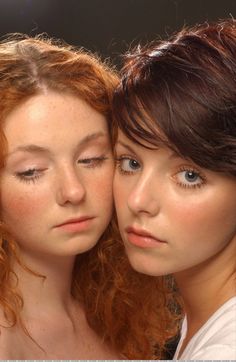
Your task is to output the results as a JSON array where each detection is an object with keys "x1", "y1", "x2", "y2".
[
  {"x1": 57, "y1": 236, "x2": 100, "y2": 256},
  {"x1": 125, "y1": 251, "x2": 171, "y2": 277}
]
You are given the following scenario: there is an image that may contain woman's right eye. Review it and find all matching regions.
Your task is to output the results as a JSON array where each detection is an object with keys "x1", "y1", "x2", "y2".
[
  {"x1": 116, "y1": 156, "x2": 141, "y2": 175},
  {"x1": 15, "y1": 168, "x2": 43, "y2": 183}
]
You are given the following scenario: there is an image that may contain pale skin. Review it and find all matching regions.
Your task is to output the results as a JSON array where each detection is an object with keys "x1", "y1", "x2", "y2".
[
  {"x1": 114, "y1": 132, "x2": 236, "y2": 355},
  {"x1": 0, "y1": 90, "x2": 118, "y2": 359}
]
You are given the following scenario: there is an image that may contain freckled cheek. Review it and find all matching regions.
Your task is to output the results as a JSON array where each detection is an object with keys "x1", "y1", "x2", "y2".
[
  {"x1": 90, "y1": 169, "x2": 114, "y2": 206},
  {"x1": 1, "y1": 190, "x2": 49, "y2": 224},
  {"x1": 113, "y1": 177, "x2": 128, "y2": 211}
]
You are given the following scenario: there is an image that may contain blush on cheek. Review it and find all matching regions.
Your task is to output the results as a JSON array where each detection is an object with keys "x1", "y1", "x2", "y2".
[
  {"x1": 170, "y1": 195, "x2": 209, "y2": 222},
  {"x1": 95, "y1": 173, "x2": 113, "y2": 204},
  {"x1": 97, "y1": 185, "x2": 113, "y2": 207},
  {"x1": 1, "y1": 193, "x2": 45, "y2": 222},
  {"x1": 171, "y1": 198, "x2": 234, "y2": 245}
]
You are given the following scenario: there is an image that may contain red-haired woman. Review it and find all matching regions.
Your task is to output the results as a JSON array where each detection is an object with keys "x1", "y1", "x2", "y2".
[{"x1": 0, "y1": 35, "x2": 174, "y2": 359}]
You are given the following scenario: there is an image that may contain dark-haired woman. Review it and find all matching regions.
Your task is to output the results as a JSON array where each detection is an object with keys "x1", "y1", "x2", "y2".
[{"x1": 112, "y1": 19, "x2": 236, "y2": 360}]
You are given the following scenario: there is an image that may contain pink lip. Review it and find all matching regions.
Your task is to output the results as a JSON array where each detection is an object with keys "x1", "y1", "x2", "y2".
[
  {"x1": 125, "y1": 226, "x2": 167, "y2": 248},
  {"x1": 55, "y1": 217, "x2": 95, "y2": 233}
]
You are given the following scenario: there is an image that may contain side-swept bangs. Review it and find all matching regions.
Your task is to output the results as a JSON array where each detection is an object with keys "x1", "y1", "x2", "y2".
[{"x1": 112, "y1": 24, "x2": 236, "y2": 175}]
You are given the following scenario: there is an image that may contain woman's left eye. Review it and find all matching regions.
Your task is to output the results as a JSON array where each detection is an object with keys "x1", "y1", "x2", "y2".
[
  {"x1": 173, "y1": 168, "x2": 205, "y2": 188},
  {"x1": 77, "y1": 156, "x2": 108, "y2": 168}
]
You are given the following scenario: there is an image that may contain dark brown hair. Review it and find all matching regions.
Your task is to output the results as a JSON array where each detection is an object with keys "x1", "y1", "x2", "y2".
[{"x1": 112, "y1": 19, "x2": 236, "y2": 176}]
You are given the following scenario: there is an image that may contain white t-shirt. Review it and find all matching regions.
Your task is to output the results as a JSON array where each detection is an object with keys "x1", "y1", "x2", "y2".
[{"x1": 173, "y1": 296, "x2": 236, "y2": 360}]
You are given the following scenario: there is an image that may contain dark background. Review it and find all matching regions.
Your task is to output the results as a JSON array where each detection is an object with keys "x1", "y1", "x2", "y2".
[{"x1": 0, "y1": 0, "x2": 235, "y2": 66}]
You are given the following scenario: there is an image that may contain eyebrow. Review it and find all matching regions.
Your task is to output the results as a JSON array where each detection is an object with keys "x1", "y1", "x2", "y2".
[{"x1": 7, "y1": 131, "x2": 107, "y2": 157}]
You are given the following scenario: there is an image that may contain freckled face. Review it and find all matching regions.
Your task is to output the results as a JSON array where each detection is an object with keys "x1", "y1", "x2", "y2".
[
  {"x1": 1, "y1": 91, "x2": 114, "y2": 257},
  {"x1": 113, "y1": 132, "x2": 236, "y2": 276}
]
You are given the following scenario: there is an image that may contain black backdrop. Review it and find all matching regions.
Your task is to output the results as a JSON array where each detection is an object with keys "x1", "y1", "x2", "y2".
[{"x1": 0, "y1": 0, "x2": 235, "y2": 65}]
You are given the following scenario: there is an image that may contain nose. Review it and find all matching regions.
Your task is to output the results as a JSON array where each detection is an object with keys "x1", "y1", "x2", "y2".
[
  {"x1": 56, "y1": 167, "x2": 86, "y2": 206},
  {"x1": 127, "y1": 173, "x2": 160, "y2": 216}
]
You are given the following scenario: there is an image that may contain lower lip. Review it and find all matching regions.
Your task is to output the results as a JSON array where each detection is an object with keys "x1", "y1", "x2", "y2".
[
  {"x1": 56, "y1": 219, "x2": 94, "y2": 233},
  {"x1": 126, "y1": 232, "x2": 166, "y2": 248}
]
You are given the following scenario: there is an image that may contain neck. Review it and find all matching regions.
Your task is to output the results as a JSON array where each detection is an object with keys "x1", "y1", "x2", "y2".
[
  {"x1": 174, "y1": 238, "x2": 236, "y2": 336},
  {"x1": 13, "y1": 249, "x2": 77, "y2": 318}
]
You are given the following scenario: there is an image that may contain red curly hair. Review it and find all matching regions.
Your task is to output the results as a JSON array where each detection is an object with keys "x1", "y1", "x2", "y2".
[{"x1": 0, "y1": 34, "x2": 180, "y2": 359}]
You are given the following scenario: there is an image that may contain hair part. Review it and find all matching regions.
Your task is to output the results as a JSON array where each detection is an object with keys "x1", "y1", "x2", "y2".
[{"x1": 0, "y1": 33, "x2": 118, "y2": 126}]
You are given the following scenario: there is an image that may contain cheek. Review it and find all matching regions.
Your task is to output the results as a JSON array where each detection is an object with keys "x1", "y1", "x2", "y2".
[
  {"x1": 1, "y1": 189, "x2": 48, "y2": 226},
  {"x1": 168, "y1": 195, "x2": 236, "y2": 244},
  {"x1": 90, "y1": 167, "x2": 114, "y2": 206},
  {"x1": 171, "y1": 202, "x2": 205, "y2": 227},
  {"x1": 113, "y1": 174, "x2": 129, "y2": 210}
]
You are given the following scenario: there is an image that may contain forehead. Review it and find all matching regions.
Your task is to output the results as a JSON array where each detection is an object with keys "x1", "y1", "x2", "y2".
[{"x1": 3, "y1": 91, "x2": 109, "y2": 150}]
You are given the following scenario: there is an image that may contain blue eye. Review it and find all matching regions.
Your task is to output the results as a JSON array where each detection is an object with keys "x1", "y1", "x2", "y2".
[
  {"x1": 175, "y1": 168, "x2": 205, "y2": 188},
  {"x1": 116, "y1": 157, "x2": 141, "y2": 174},
  {"x1": 183, "y1": 170, "x2": 199, "y2": 182}
]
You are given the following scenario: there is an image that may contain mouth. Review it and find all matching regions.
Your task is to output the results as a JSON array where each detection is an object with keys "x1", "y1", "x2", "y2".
[
  {"x1": 125, "y1": 226, "x2": 167, "y2": 248},
  {"x1": 55, "y1": 216, "x2": 95, "y2": 233}
]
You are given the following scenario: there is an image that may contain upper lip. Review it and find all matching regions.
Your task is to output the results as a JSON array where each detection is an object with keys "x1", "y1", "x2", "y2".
[
  {"x1": 125, "y1": 225, "x2": 166, "y2": 243},
  {"x1": 55, "y1": 216, "x2": 94, "y2": 227}
]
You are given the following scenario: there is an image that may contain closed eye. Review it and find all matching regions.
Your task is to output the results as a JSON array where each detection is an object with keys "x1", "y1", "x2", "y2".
[
  {"x1": 16, "y1": 168, "x2": 45, "y2": 183},
  {"x1": 77, "y1": 156, "x2": 108, "y2": 168}
]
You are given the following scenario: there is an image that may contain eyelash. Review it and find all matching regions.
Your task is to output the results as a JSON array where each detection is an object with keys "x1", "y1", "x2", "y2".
[
  {"x1": 116, "y1": 156, "x2": 206, "y2": 189},
  {"x1": 77, "y1": 156, "x2": 108, "y2": 168},
  {"x1": 16, "y1": 169, "x2": 44, "y2": 183},
  {"x1": 15, "y1": 156, "x2": 108, "y2": 184}
]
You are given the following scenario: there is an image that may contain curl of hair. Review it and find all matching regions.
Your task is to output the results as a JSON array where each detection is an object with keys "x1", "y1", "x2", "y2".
[{"x1": 0, "y1": 34, "x2": 180, "y2": 359}]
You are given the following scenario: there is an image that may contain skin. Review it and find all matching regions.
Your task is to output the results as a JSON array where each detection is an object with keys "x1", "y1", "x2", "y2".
[
  {"x1": 114, "y1": 132, "x2": 236, "y2": 276},
  {"x1": 0, "y1": 90, "x2": 118, "y2": 359},
  {"x1": 114, "y1": 131, "x2": 236, "y2": 350},
  {"x1": 1, "y1": 91, "x2": 114, "y2": 259}
]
